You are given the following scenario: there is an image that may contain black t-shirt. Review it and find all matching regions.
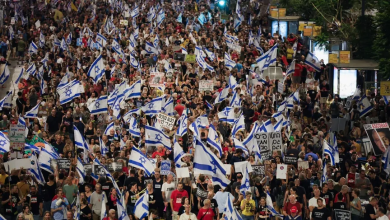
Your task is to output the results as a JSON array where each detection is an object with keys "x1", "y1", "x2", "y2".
[
  {"x1": 101, "y1": 182, "x2": 113, "y2": 196},
  {"x1": 127, "y1": 190, "x2": 137, "y2": 206},
  {"x1": 312, "y1": 207, "x2": 331, "y2": 220},
  {"x1": 320, "y1": 191, "x2": 333, "y2": 209},
  {"x1": 333, "y1": 202, "x2": 346, "y2": 210},
  {"x1": 307, "y1": 90, "x2": 317, "y2": 102},
  {"x1": 46, "y1": 115, "x2": 60, "y2": 133},
  {"x1": 243, "y1": 108, "x2": 255, "y2": 123},
  {"x1": 320, "y1": 84, "x2": 330, "y2": 97},
  {"x1": 152, "y1": 178, "x2": 163, "y2": 203},
  {"x1": 80, "y1": 205, "x2": 92, "y2": 220},
  {"x1": 364, "y1": 204, "x2": 376, "y2": 220},
  {"x1": 42, "y1": 182, "x2": 57, "y2": 202},
  {"x1": 62, "y1": 116, "x2": 73, "y2": 132},
  {"x1": 148, "y1": 190, "x2": 157, "y2": 211},
  {"x1": 29, "y1": 193, "x2": 43, "y2": 215},
  {"x1": 2, "y1": 192, "x2": 20, "y2": 216}
]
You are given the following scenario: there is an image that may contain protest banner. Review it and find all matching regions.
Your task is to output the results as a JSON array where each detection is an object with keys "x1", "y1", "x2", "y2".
[
  {"x1": 174, "y1": 53, "x2": 186, "y2": 61},
  {"x1": 334, "y1": 209, "x2": 351, "y2": 220},
  {"x1": 9, "y1": 124, "x2": 25, "y2": 151},
  {"x1": 284, "y1": 156, "x2": 298, "y2": 165},
  {"x1": 252, "y1": 165, "x2": 265, "y2": 175},
  {"x1": 93, "y1": 164, "x2": 106, "y2": 175},
  {"x1": 255, "y1": 132, "x2": 271, "y2": 160},
  {"x1": 269, "y1": 132, "x2": 283, "y2": 151},
  {"x1": 363, "y1": 123, "x2": 390, "y2": 156},
  {"x1": 184, "y1": 54, "x2": 196, "y2": 63},
  {"x1": 156, "y1": 113, "x2": 176, "y2": 130},
  {"x1": 107, "y1": 162, "x2": 123, "y2": 172},
  {"x1": 199, "y1": 80, "x2": 214, "y2": 92},
  {"x1": 160, "y1": 160, "x2": 171, "y2": 175},
  {"x1": 84, "y1": 164, "x2": 93, "y2": 175},
  {"x1": 149, "y1": 72, "x2": 165, "y2": 88},
  {"x1": 120, "y1": 20, "x2": 128, "y2": 26},
  {"x1": 176, "y1": 167, "x2": 190, "y2": 178},
  {"x1": 276, "y1": 164, "x2": 287, "y2": 179},
  {"x1": 56, "y1": 159, "x2": 71, "y2": 170},
  {"x1": 4, "y1": 158, "x2": 31, "y2": 172}
]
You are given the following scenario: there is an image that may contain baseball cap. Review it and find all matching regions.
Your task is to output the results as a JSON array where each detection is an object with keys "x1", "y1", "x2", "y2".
[{"x1": 290, "y1": 206, "x2": 298, "y2": 213}]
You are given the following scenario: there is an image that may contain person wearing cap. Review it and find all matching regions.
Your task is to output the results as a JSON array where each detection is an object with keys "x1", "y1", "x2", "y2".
[
  {"x1": 287, "y1": 206, "x2": 302, "y2": 220},
  {"x1": 311, "y1": 198, "x2": 331, "y2": 220},
  {"x1": 240, "y1": 191, "x2": 255, "y2": 220},
  {"x1": 283, "y1": 195, "x2": 302, "y2": 217}
]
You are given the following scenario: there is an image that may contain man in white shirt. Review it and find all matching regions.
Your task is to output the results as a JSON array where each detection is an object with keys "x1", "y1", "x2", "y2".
[
  {"x1": 162, "y1": 174, "x2": 176, "y2": 219},
  {"x1": 377, "y1": 207, "x2": 389, "y2": 220},
  {"x1": 308, "y1": 188, "x2": 326, "y2": 219}
]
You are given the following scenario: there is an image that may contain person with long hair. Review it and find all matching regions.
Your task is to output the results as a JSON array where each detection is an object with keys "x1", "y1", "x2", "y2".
[{"x1": 80, "y1": 197, "x2": 92, "y2": 220}]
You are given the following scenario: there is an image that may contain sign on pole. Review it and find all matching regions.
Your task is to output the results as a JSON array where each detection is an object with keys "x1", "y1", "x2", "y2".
[{"x1": 9, "y1": 124, "x2": 26, "y2": 151}]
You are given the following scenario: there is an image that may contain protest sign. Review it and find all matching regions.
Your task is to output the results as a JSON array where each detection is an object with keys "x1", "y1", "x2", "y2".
[
  {"x1": 93, "y1": 164, "x2": 106, "y2": 175},
  {"x1": 160, "y1": 160, "x2": 171, "y2": 175},
  {"x1": 9, "y1": 124, "x2": 25, "y2": 151},
  {"x1": 334, "y1": 209, "x2": 351, "y2": 220},
  {"x1": 255, "y1": 132, "x2": 271, "y2": 160},
  {"x1": 176, "y1": 167, "x2": 190, "y2": 178},
  {"x1": 184, "y1": 54, "x2": 196, "y2": 63},
  {"x1": 84, "y1": 164, "x2": 93, "y2": 175},
  {"x1": 174, "y1": 53, "x2": 186, "y2": 61},
  {"x1": 120, "y1": 20, "x2": 128, "y2": 26},
  {"x1": 276, "y1": 164, "x2": 287, "y2": 179},
  {"x1": 298, "y1": 161, "x2": 309, "y2": 170},
  {"x1": 223, "y1": 164, "x2": 231, "y2": 175},
  {"x1": 252, "y1": 165, "x2": 265, "y2": 175},
  {"x1": 107, "y1": 162, "x2": 123, "y2": 172},
  {"x1": 199, "y1": 80, "x2": 214, "y2": 92},
  {"x1": 363, "y1": 123, "x2": 390, "y2": 156},
  {"x1": 156, "y1": 113, "x2": 176, "y2": 130},
  {"x1": 284, "y1": 156, "x2": 298, "y2": 165},
  {"x1": 269, "y1": 132, "x2": 282, "y2": 151},
  {"x1": 149, "y1": 72, "x2": 165, "y2": 88},
  {"x1": 56, "y1": 159, "x2": 71, "y2": 170},
  {"x1": 4, "y1": 158, "x2": 31, "y2": 172}
]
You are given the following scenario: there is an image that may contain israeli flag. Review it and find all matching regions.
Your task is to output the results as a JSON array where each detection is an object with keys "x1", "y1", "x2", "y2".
[
  {"x1": 66, "y1": 33, "x2": 72, "y2": 45},
  {"x1": 39, "y1": 32, "x2": 45, "y2": 48},
  {"x1": 384, "y1": 96, "x2": 390, "y2": 105},
  {"x1": 177, "y1": 12, "x2": 182, "y2": 23},
  {"x1": 254, "y1": 40, "x2": 264, "y2": 54},
  {"x1": 267, "y1": 204, "x2": 283, "y2": 217},
  {"x1": 142, "y1": 96, "x2": 163, "y2": 115},
  {"x1": 29, "y1": 153, "x2": 45, "y2": 185},
  {"x1": 38, "y1": 148, "x2": 59, "y2": 173},
  {"x1": 112, "y1": 39, "x2": 124, "y2": 56},
  {"x1": 207, "y1": 124, "x2": 223, "y2": 157},
  {"x1": 88, "y1": 95, "x2": 108, "y2": 115},
  {"x1": 358, "y1": 95, "x2": 373, "y2": 117},
  {"x1": 231, "y1": 114, "x2": 245, "y2": 137},
  {"x1": 27, "y1": 63, "x2": 37, "y2": 76},
  {"x1": 284, "y1": 60, "x2": 296, "y2": 80},
  {"x1": 74, "y1": 125, "x2": 89, "y2": 163},
  {"x1": 321, "y1": 162, "x2": 327, "y2": 187},
  {"x1": 256, "y1": 44, "x2": 278, "y2": 71},
  {"x1": 240, "y1": 166, "x2": 251, "y2": 195},
  {"x1": 131, "y1": 4, "x2": 140, "y2": 18},
  {"x1": 145, "y1": 125, "x2": 171, "y2": 150},
  {"x1": 0, "y1": 64, "x2": 10, "y2": 85},
  {"x1": 204, "y1": 48, "x2": 216, "y2": 61},
  {"x1": 130, "y1": 53, "x2": 139, "y2": 68},
  {"x1": 206, "y1": 101, "x2": 213, "y2": 110},
  {"x1": 125, "y1": 80, "x2": 141, "y2": 99},
  {"x1": 57, "y1": 72, "x2": 69, "y2": 90},
  {"x1": 157, "y1": 9, "x2": 165, "y2": 27},
  {"x1": 233, "y1": 138, "x2": 249, "y2": 156},
  {"x1": 29, "y1": 41, "x2": 38, "y2": 54},
  {"x1": 352, "y1": 88, "x2": 361, "y2": 100},
  {"x1": 128, "y1": 116, "x2": 140, "y2": 137},
  {"x1": 198, "y1": 13, "x2": 207, "y2": 25},
  {"x1": 147, "y1": 6, "x2": 156, "y2": 22},
  {"x1": 129, "y1": 147, "x2": 155, "y2": 176},
  {"x1": 176, "y1": 111, "x2": 188, "y2": 136},
  {"x1": 24, "y1": 143, "x2": 39, "y2": 152},
  {"x1": 233, "y1": 16, "x2": 242, "y2": 32},
  {"x1": 223, "y1": 193, "x2": 243, "y2": 220},
  {"x1": 248, "y1": 31, "x2": 254, "y2": 46},
  {"x1": 218, "y1": 107, "x2": 232, "y2": 122},
  {"x1": 0, "y1": 131, "x2": 10, "y2": 153},
  {"x1": 260, "y1": 119, "x2": 274, "y2": 132},
  {"x1": 57, "y1": 80, "x2": 82, "y2": 105},
  {"x1": 193, "y1": 138, "x2": 230, "y2": 188},
  {"x1": 87, "y1": 55, "x2": 105, "y2": 83},
  {"x1": 76, "y1": 158, "x2": 86, "y2": 185},
  {"x1": 224, "y1": 52, "x2": 237, "y2": 70},
  {"x1": 112, "y1": 97, "x2": 124, "y2": 119},
  {"x1": 14, "y1": 68, "x2": 24, "y2": 86},
  {"x1": 293, "y1": 41, "x2": 298, "y2": 57},
  {"x1": 96, "y1": 33, "x2": 107, "y2": 47},
  {"x1": 100, "y1": 137, "x2": 109, "y2": 156},
  {"x1": 273, "y1": 118, "x2": 284, "y2": 132},
  {"x1": 230, "y1": 91, "x2": 242, "y2": 107},
  {"x1": 24, "y1": 102, "x2": 41, "y2": 118},
  {"x1": 304, "y1": 52, "x2": 321, "y2": 72},
  {"x1": 214, "y1": 86, "x2": 229, "y2": 104},
  {"x1": 287, "y1": 90, "x2": 300, "y2": 107},
  {"x1": 123, "y1": 108, "x2": 141, "y2": 122},
  {"x1": 0, "y1": 91, "x2": 12, "y2": 110},
  {"x1": 134, "y1": 189, "x2": 149, "y2": 219},
  {"x1": 116, "y1": 198, "x2": 129, "y2": 220},
  {"x1": 329, "y1": 132, "x2": 340, "y2": 163},
  {"x1": 60, "y1": 38, "x2": 68, "y2": 51},
  {"x1": 243, "y1": 122, "x2": 261, "y2": 161},
  {"x1": 104, "y1": 122, "x2": 114, "y2": 136},
  {"x1": 181, "y1": 47, "x2": 188, "y2": 54},
  {"x1": 213, "y1": 41, "x2": 220, "y2": 50},
  {"x1": 163, "y1": 96, "x2": 175, "y2": 116},
  {"x1": 145, "y1": 42, "x2": 159, "y2": 54},
  {"x1": 174, "y1": 139, "x2": 186, "y2": 168}
]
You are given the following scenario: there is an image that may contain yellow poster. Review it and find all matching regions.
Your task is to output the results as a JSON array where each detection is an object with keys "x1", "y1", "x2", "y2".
[
  {"x1": 303, "y1": 26, "x2": 313, "y2": 36},
  {"x1": 380, "y1": 81, "x2": 390, "y2": 96},
  {"x1": 278, "y1": 8, "x2": 286, "y2": 17},
  {"x1": 328, "y1": 53, "x2": 338, "y2": 63},
  {"x1": 299, "y1": 21, "x2": 307, "y2": 31},
  {"x1": 339, "y1": 51, "x2": 350, "y2": 63},
  {"x1": 270, "y1": 9, "x2": 278, "y2": 17},
  {"x1": 313, "y1": 26, "x2": 322, "y2": 37}
]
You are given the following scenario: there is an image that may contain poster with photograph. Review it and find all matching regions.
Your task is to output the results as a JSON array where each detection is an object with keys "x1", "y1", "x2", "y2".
[
  {"x1": 363, "y1": 123, "x2": 390, "y2": 156},
  {"x1": 149, "y1": 72, "x2": 166, "y2": 88}
]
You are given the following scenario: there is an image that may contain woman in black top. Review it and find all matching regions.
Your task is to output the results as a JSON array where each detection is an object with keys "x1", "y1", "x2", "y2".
[
  {"x1": 146, "y1": 182, "x2": 157, "y2": 211},
  {"x1": 80, "y1": 198, "x2": 92, "y2": 220},
  {"x1": 107, "y1": 188, "x2": 118, "y2": 211},
  {"x1": 177, "y1": 197, "x2": 189, "y2": 216},
  {"x1": 257, "y1": 197, "x2": 269, "y2": 220}
]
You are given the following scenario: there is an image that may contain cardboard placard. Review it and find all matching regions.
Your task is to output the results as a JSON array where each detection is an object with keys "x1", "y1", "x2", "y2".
[
  {"x1": 251, "y1": 165, "x2": 265, "y2": 175},
  {"x1": 199, "y1": 80, "x2": 214, "y2": 92},
  {"x1": 84, "y1": 164, "x2": 93, "y2": 175},
  {"x1": 160, "y1": 160, "x2": 171, "y2": 175},
  {"x1": 298, "y1": 161, "x2": 309, "y2": 170},
  {"x1": 176, "y1": 167, "x2": 190, "y2": 178},
  {"x1": 9, "y1": 124, "x2": 26, "y2": 151},
  {"x1": 276, "y1": 164, "x2": 287, "y2": 179},
  {"x1": 174, "y1": 53, "x2": 186, "y2": 61},
  {"x1": 334, "y1": 209, "x2": 351, "y2": 220},
  {"x1": 156, "y1": 113, "x2": 176, "y2": 130},
  {"x1": 380, "y1": 81, "x2": 390, "y2": 96},
  {"x1": 184, "y1": 54, "x2": 196, "y2": 63},
  {"x1": 269, "y1": 132, "x2": 282, "y2": 151},
  {"x1": 107, "y1": 162, "x2": 123, "y2": 172},
  {"x1": 255, "y1": 132, "x2": 271, "y2": 160},
  {"x1": 149, "y1": 72, "x2": 166, "y2": 88},
  {"x1": 56, "y1": 159, "x2": 71, "y2": 170},
  {"x1": 284, "y1": 156, "x2": 298, "y2": 165},
  {"x1": 120, "y1": 20, "x2": 128, "y2": 26},
  {"x1": 4, "y1": 158, "x2": 31, "y2": 172}
]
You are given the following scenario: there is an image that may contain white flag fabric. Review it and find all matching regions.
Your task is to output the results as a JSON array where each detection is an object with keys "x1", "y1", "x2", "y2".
[
  {"x1": 0, "y1": 131, "x2": 10, "y2": 153},
  {"x1": 24, "y1": 102, "x2": 41, "y2": 118},
  {"x1": 0, "y1": 64, "x2": 10, "y2": 85},
  {"x1": 207, "y1": 124, "x2": 223, "y2": 157},
  {"x1": 134, "y1": 190, "x2": 149, "y2": 219},
  {"x1": 57, "y1": 80, "x2": 82, "y2": 105},
  {"x1": 125, "y1": 80, "x2": 141, "y2": 99},
  {"x1": 0, "y1": 91, "x2": 13, "y2": 110},
  {"x1": 142, "y1": 96, "x2": 163, "y2": 115},
  {"x1": 305, "y1": 52, "x2": 321, "y2": 72},
  {"x1": 87, "y1": 55, "x2": 105, "y2": 83},
  {"x1": 88, "y1": 95, "x2": 108, "y2": 115},
  {"x1": 256, "y1": 44, "x2": 278, "y2": 71},
  {"x1": 29, "y1": 152, "x2": 45, "y2": 185},
  {"x1": 76, "y1": 157, "x2": 86, "y2": 184},
  {"x1": 129, "y1": 147, "x2": 155, "y2": 176},
  {"x1": 176, "y1": 110, "x2": 188, "y2": 136},
  {"x1": 145, "y1": 125, "x2": 171, "y2": 150}
]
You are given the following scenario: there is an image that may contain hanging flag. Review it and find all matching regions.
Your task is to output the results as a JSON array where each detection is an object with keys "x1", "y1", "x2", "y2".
[
  {"x1": 125, "y1": 80, "x2": 141, "y2": 99},
  {"x1": 0, "y1": 64, "x2": 10, "y2": 85},
  {"x1": 214, "y1": 86, "x2": 229, "y2": 104},
  {"x1": 76, "y1": 158, "x2": 86, "y2": 184}
]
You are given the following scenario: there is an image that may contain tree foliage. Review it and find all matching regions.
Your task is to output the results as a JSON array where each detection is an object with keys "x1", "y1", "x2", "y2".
[{"x1": 373, "y1": 0, "x2": 390, "y2": 79}]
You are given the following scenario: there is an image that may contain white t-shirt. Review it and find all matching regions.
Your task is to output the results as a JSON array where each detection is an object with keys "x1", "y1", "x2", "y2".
[
  {"x1": 161, "y1": 181, "x2": 176, "y2": 202},
  {"x1": 377, "y1": 216, "x2": 389, "y2": 220},
  {"x1": 308, "y1": 197, "x2": 326, "y2": 218},
  {"x1": 179, "y1": 213, "x2": 197, "y2": 220}
]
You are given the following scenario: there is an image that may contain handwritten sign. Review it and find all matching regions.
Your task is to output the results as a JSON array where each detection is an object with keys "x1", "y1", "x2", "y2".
[
  {"x1": 156, "y1": 113, "x2": 176, "y2": 130},
  {"x1": 160, "y1": 160, "x2": 171, "y2": 175},
  {"x1": 10, "y1": 124, "x2": 26, "y2": 151},
  {"x1": 199, "y1": 80, "x2": 214, "y2": 92},
  {"x1": 255, "y1": 132, "x2": 271, "y2": 160}
]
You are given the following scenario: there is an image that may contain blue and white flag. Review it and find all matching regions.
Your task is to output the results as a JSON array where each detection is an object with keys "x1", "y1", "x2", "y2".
[
  {"x1": 134, "y1": 190, "x2": 149, "y2": 220},
  {"x1": 142, "y1": 96, "x2": 163, "y2": 115},
  {"x1": 382, "y1": 147, "x2": 390, "y2": 175},
  {"x1": 284, "y1": 60, "x2": 296, "y2": 81},
  {"x1": 384, "y1": 96, "x2": 390, "y2": 105},
  {"x1": 174, "y1": 139, "x2": 186, "y2": 168},
  {"x1": 38, "y1": 147, "x2": 59, "y2": 173},
  {"x1": 321, "y1": 162, "x2": 327, "y2": 187},
  {"x1": 131, "y1": 4, "x2": 140, "y2": 18},
  {"x1": 358, "y1": 95, "x2": 373, "y2": 117},
  {"x1": 74, "y1": 125, "x2": 89, "y2": 163},
  {"x1": 125, "y1": 80, "x2": 141, "y2": 99},
  {"x1": 0, "y1": 91, "x2": 12, "y2": 110},
  {"x1": 112, "y1": 97, "x2": 123, "y2": 119},
  {"x1": 256, "y1": 44, "x2": 278, "y2": 71},
  {"x1": 240, "y1": 166, "x2": 251, "y2": 195},
  {"x1": 163, "y1": 96, "x2": 175, "y2": 116},
  {"x1": 224, "y1": 52, "x2": 236, "y2": 70},
  {"x1": 273, "y1": 118, "x2": 284, "y2": 132},
  {"x1": 214, "y1": 86, "x2": 229, "y2": 104},
  {"x1": 128, "y1": 116, "x2": 141, "y2": 137},
  {"x1": 157, "y1": 9, "x2": 165, "y2": 27},
  {"x1": 24, "y1": 143, "x2": 39, "y2": 152},
  {"x1": 145, "y1": 42, "x2": 159, "y2": 54},
  {"x1": 243, "y1": 122, "x2": 261, "y2": 161},
  {"x1": 233, "y1": 138, "x2": 249, "y2": 156},
  {"x1": 248, "y1": 31, "x2": 254, "y2": 46},
  {"x1": 60, "y1": 38, "x2": 68, "y2": 51},
  {"x1": 117, "y1": 198, "x2": 129, "y2": 220},
  {"x1": 112, "y1": 39, "x2": 124, "y2": 56},
  {"x1": 223, "y1": 193, "x2": 243, "y2": 220},
  {"x1": 193, "y1": 138, "x2": 230, "y2": 188},
  {"x1": 204, "y1": 48, "x2": 216, "y2": 61},
  {"x1": 181, "y1": 47, "x2": 188, "y2": 54},
  {"x1": 217, "y1": 107, "x2": 232, "y2": 122},
  {"x1": 129, "y1": 147, "x2": 155, "y2": 176},
  {"x1": 230, "y1": 91, "x2": 242, "y2": 107},
  {"x1": 147, "y1": 6, "x2": 156, "y2": 22},
  {"x1": 0, "y1": 131, "x2": 10, "y2": 153},
  {"x1": 231, "y1": 114, "x2": 245, "y2": 137},
  {"x1": 76, "y1": 157, "x2": 86, "y2": 185},
  {"x1": 57, "y1": 72, "x2": 69, "y2": 89},
  {"x1": 233, "y1": 16, "x2": 242, "y2": 32},
  {"x1": 177, "y1": 13, "x2": 182, "y2": 23},
  {"x1": 104, "y1": 122, "x2": 114, "y2": 136},
  {"x1": 198, "y1": 13, "x2": 207, "y2": 25},
  {"x1": 88, "y1": 95, "x2": 108, "y2": 115},
  {"x1": 130, "y1": 53, "x2": 139, "y2": 68},
  {"x1": 206, "y1": 101, "x2": 213, "y2": 110},
  {"x1": 260, "y1": 119, "x2": 274, "y2": 132},
  {"x1": 207, "y1": 124, "x2": 223, "y2": 157},
  {"x1": 24, "y1": 102, "x2": 41, "y2": 118},
  {"x1": 287, "y1": 90, "x2": 300, "y2": 108},
  {"x1": 267, "y1": 204, "x2": 283, "y2": 217},
  {"x1": 145, "y1": 125, "x2": 171, "y2": 150},
  {"x1": 213, "y1": 41, "x2": 220, "y2": 50},
  {"x1": 96, "y1": 33, "x2": 107, "y2": 47},
  {"x1": 66, "y1": 33, "x2": 72, "y2": 45},
  {"x1": 27, "y1": 63, "x2": 37, "y2": 76},
  {"x1": 0, "y1": 64, "x2": 10, "y2": 85},
  {"x1": 39, "y1": 32, "x2": 45, "y2": 48},
  {"x1": 87, "y1": 55, "x2": 105, "y2": 83},
  {"x1": 100, "y1": 137, "x2": 109, "y2": 156},
  {"x1": 29, "y1": 41, "x2": 38, "y2": 54},
  {"x1": 123, "y1": 108, "x2": 141, "y2": 122},
  {"x1": 352, "y1": 88, "x2": 361, "y2": 100},
  {"x1": 14, "y1": 68, "x2": 24, "y2": 86},
  {"x1": 305, "y1": 52, "x2": 321, "y2": 72},
  {"x1": 176, "y1": 111, "x2": 188, "y2": 136},
  {"x1": 58, "y1": 80, "x2": 82, "y2": 105}
]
